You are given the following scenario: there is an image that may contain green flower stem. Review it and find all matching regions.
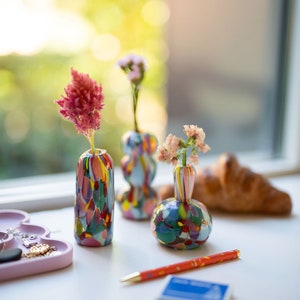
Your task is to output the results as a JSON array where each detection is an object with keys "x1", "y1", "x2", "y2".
[
  {"x1": 182, "y1": 149, "x2": 187, "y2": 166},
  {"x1": 132, "y1": 84, "x2": 139, "y2": 132},
  {"x1": 88, "y1": 132, "x2": 95, "y2": 154}
]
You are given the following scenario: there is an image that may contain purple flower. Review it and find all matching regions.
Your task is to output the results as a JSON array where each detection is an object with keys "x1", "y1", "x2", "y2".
[
  {"x1": 117, "y1": 54, "x2": 147, "y2": 85},
  {"x1": 117, "y1": 54, "x2": 147, "y2": 132}
]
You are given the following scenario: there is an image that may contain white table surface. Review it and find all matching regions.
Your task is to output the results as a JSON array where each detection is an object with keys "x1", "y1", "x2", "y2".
[{"x1": 1, "y1": 174, "x2": 300, "y2": 300}]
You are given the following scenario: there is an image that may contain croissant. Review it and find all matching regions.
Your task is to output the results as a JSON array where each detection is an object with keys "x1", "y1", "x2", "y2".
[{"x1": 158, "y1": 153, "x2": 292, "y2": 215}]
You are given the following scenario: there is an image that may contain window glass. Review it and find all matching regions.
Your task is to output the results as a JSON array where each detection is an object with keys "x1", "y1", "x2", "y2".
[
  {"x1": 166, "y1": 0, "x2": 286, "y2": 161},
  {"x1": 0, "y1": 0, "x2": 293, "y2": 180}
]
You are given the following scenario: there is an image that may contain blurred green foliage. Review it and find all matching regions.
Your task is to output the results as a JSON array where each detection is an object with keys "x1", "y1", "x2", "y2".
[{"x1": 0, "y1": 0, "x2": 167, "y2": 179}]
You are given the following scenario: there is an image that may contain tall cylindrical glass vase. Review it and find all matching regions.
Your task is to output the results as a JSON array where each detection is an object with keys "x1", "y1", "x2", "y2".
[{"x1": 75, "y1": 148, "x2": 114, "y2": 247}]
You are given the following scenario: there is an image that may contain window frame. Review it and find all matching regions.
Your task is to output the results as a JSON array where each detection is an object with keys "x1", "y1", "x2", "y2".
[
  {"x1": 250, "y1": 0, "x2": 300, "y2": 177},
  {"x1": 280, "y1": 0, "x2": 300, "y2": 174}
]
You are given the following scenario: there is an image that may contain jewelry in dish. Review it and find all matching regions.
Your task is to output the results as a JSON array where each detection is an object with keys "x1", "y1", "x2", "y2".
[{"x1": 23, "y1": 243, "x2": 57, "y2": 258}]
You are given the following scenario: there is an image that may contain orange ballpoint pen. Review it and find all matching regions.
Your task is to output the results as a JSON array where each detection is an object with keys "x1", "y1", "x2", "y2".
[{"x1": 120, "y1": 249, "x2": 240, "y2": 283}]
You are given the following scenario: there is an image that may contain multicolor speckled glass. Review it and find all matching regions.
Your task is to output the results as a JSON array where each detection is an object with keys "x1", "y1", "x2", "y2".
[
  {"x1": 118, "y1": 131, "x2": 158, "y2": 220},
  {"x1": 75, "y1": 149, "x2": 114, "y2": 247},
  {"x1": 151, "y1": 165, "x2": 212, "y2": 250}
]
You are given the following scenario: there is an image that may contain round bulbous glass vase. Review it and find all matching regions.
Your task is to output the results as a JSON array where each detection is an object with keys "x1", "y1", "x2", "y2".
[
  {"x1": 117, "y1": 130, "x2": 158, "y2": 220},
  {"x1": 151, "y1": 164, "x2": 212, "y2": 250},
  {"x1": 74, "y1": 148, "x2": 115, "y2": 247}
]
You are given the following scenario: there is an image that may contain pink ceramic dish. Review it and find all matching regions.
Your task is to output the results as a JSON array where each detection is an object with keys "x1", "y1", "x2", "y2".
[{"x1": 0, "y1": 209, "x2": 73, "y2": 281}]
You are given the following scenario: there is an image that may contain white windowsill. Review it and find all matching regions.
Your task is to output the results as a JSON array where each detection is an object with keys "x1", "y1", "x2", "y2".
[
  {"x1": 0, "y1": 163, "x2": 174, "y2": 212},
  {"x1": 0, "y1": 156, "x2": 299, "y2": 213},
  {"x1": 1, "y1": 170, "x2": 300, "y2": 299}
]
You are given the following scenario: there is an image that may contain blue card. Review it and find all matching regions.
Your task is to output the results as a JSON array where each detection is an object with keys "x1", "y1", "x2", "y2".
[{"x1": 158, "y1": 276, "x2": 231, "y2": 300}]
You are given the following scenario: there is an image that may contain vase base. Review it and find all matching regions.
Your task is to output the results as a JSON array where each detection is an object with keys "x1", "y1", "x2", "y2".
[
  {"x1": 117, "y1": 187, "x2": 158, "y2": 220},
  {"x1": 151, "y1": 197, "x2": 212, "y2": 250},
  {"x1": 157, "y1": 236, "x2": 209, "y2": 250},
  {"x1": 75, "y1": 235, "x2": 112, "y2": 247}
]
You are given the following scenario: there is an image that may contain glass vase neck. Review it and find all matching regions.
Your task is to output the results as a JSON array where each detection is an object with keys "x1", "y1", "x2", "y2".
[
  {"x1": 86, "y1": 148, "x2": 106, "y2": 156},
  {"x1": 173, "y1": 164, "x2": 196, "y2": 202}
]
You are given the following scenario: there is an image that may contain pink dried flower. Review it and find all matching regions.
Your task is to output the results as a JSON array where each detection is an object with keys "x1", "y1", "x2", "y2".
[
  {"x1": 157, "y1": 125, "x2": 210, "y2": 166},
  {"x1": 55, "y1": 68, "x2": 104, "y2": 138}
]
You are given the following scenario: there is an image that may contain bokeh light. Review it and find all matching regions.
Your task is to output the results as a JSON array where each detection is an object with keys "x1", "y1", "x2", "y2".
[
  {"x1": 0, "y1": 0, "x2": 167, "y2": 178},
  {"x1": 142, "y1": 1, "x2": 170, "y2": 26},
  {"x1": 91, "y1": 34, "x2": 121, "y2": 61},
  {"x1": 4, "y1": 110, "x2": 30, "y2": 143}
]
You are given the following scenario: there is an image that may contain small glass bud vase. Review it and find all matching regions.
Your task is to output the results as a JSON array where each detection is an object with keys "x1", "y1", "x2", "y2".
[
  {"x1": 75, "y1": 148, "x2": 115, "y2": 247},
  {"x1": 151, "y1": 164, "x2": 212, "y2": 250},
  {"x1": 117, "y1": 130, "x2": 158, "y2": 220}
]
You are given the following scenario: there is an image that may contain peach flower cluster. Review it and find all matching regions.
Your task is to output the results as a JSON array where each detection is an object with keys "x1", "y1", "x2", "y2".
[{"x1": 157, "y1": 125, "x2": 210, "y2": 166}]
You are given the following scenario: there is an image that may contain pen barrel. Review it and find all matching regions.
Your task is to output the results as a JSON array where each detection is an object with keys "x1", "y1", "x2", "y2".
[{"x1": 140, "y1": 249, "x2": 240, "y2": 281}]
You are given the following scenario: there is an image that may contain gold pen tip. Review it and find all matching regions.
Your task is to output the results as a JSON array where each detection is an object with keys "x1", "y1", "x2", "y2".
[{"x1": 120, "y1": 272, "x2": 141, "y2": 283}]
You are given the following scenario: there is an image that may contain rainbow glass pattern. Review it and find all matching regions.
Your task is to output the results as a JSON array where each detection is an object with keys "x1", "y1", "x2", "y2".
[
  {"x1": 75, "y1": 149, "x2": 114, "y2": 247},
  {"x1": 118, "y1": 131, "x2": 158, "y2": 220},
  {"x1": 151, "y1": 165, "x2": 212, "y2": 249}
]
